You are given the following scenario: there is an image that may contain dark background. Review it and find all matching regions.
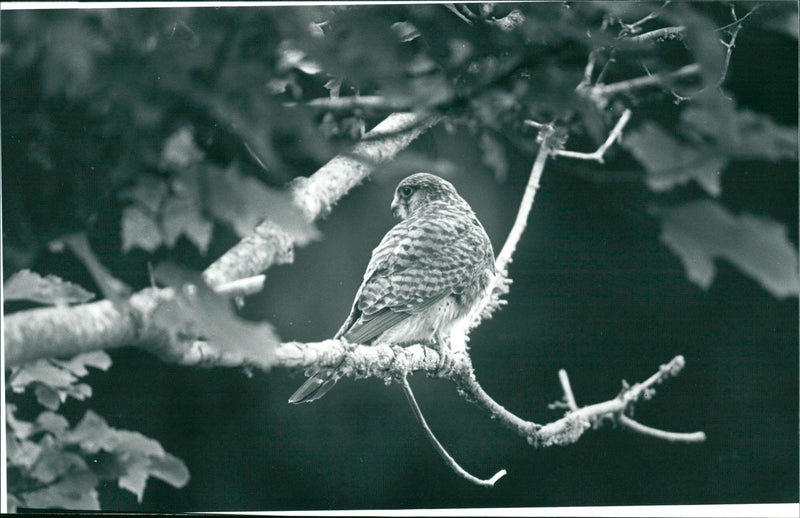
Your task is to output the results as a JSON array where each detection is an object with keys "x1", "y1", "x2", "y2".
[{"x1": 3, "y1": 3, "x2": 798, "y2": 512}]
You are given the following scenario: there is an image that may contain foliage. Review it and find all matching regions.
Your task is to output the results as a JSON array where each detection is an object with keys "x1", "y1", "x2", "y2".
[
  {"x1": 4, "y1": 270, "x2": 95, "y2": 306},
  {"x1": 2, "y1": 2, "x2": 798, "y2": 510},
  {"x1": 7, "y1": 350, "x2": 189, "y2": 511},
  {"x1": 653, "y1": 200, "x2": 799, "y2": 297}
]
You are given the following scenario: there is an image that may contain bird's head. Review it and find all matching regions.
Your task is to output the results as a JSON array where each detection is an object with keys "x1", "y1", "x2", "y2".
[{"x1": 390, "y1": 173, "x2": 462, "y2": 219}]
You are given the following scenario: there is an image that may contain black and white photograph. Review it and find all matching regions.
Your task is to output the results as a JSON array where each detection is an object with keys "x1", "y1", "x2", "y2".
[{"x1": 2, "y1": 1, "x2": 798, "y2": 515}]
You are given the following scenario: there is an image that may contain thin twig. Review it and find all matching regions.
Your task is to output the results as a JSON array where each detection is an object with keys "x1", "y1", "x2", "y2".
[
  {"x1": 214, "y1": 275, "x2": 266, "y2": 298},
  {"x1": 552, "y1": 109, "x2": 632, "y2": 163},
  {"x1": 470, "y1": 138, "x2": 550, "y2": 325},
  {"x1": 716, "y1": 4, "x2": 761, "y2": 33},
  {"x1": 618, "y1": 415, "x2": 707, "y2": 443},
  {"x1": 620, "y1": 0, "x2": 671, "y2": 34},
  {"x1": 558, "y1": 369, "x2": 578, "y2": 411},
  {"x1": 444, "y1": 3, "x2": 474, "y2": 25},
  {"x1": 593, "y1": 63, "x2": 701, "y2": 98},
  {"x1": 286, "y1": 95, "x2": 412, "y2": 112},
  {"x1": 401, "y1": 376, "x2": 506, "y2": 487},
  {"x1": 496, "y1": 145, "x2": 548, "y2": 274},
  {"x1": 714, "y1": 4, "x2": 754, "y2": 89}
]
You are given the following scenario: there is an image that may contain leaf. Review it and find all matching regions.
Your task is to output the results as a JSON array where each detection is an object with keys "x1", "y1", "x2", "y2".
[
  {"x1": 153, "y1": 263, "x2": 281, "y2": 369},
  {"x1": 623, "y1": 122, "x2": 727, "y2": 196},
  {"x1": 479, "y1": 132, "x2": 509, "y2": 181},
  {"x1": 35, "y1": 385, "x2": 63, "y2": 411},
  {"x1": 672, "y1": 6, "x2": 726, "y2": 89},
  {"x1": 60, "y1": 409, "x2": 189, "y2": 503},
  {"x1": 121, "y1": 205, "x2": 163, "y2": 253},
  {"x1": 733, "y1": 110, "x2": 798, "y2": 161},
  {"x1": 7, "y1": 436, "x2": 42, "y2": 469},
  {"x1": 10, "y1": 360, "x2": 78, "y2": 393},
  {"x1": 20, "y1": 470, "x2": 100, "y2": 511},
  {"x1": 52, "y1": 351, "x2": 112, "y2": 377},
  {"x1": 161, "y1": 196, "x2": 214, "y2": 253},
  {"x1": 119, "y1": 175, "x2": 168, "y2": 214},
  {"x1": 762, "y1": 11, "x2": 799, "y2": 39},
  {"x1": 276, "y1": 41, "x2": 322, "y2": 74},
  {"x1": 31, "y1": 447, "x2": 88, "y2": 484},
  {"x1": 13, "y1": 359, "x2": 95, "y2": 409},
  {"x1": 113, "y1": 429, "x2": 166, "y2": 458},
  {"x1": 653, "y1": 200, "x2": 800, "y2": 298},
  {"x1": 205, "y1": 163, "x2": 319, "y2": 245},
  {"x1": 7, "y1": 404, "x2": 35, "y2": 440},
  {"x1": 680, "y1": 102, "x2": 798, "y2": 162},
  {"x1": 147, "y1": 452, "x2": 191, "y2": 489},
  {"x1": 4, "y1": 269, "x2": 95, "y2": 305},
  {"x1": 34, "y1": 411, "x2": 71, "y2": 436},
  {"x1": 160, "y1": 126, "x2": 205, "y2": 170},
  {"x1": 63, "y1": 382, "x2": 93, "y2": 402},
  {"x1": 62, "y1": 410, "x2": 116, "y2": 454},
  {"x1": 118, "y1": 456, "x2": 150, "y2": 503},
  {"x1": 116, "y1": 452, "x2": 190, "y2": 502},
  {"x1": 755, "y1": 5, "x2": 799, "y2": 39},
  {"x1": 41, "y1": 17, "x2": 111, "y2": 100}
]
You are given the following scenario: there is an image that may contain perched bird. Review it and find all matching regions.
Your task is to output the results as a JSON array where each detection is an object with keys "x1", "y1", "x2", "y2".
[{"x1": 289, "y1": 173, "x2": 495, "y2": 404}]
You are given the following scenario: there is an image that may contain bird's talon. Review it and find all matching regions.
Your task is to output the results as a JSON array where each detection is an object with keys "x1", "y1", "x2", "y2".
[{"x1": 436, "y1": 350, "x2": 457, "y2": 377}]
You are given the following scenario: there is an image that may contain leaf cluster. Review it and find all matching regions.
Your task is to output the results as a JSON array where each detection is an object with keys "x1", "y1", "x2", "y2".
[{"x1": 6, "y1": 351, "x2": 188, "y2": 511}]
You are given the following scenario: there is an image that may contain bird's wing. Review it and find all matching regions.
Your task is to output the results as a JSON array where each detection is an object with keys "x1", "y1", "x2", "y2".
[{"x1": 337, "y1": 205, "x2": 492, "y2": 344}]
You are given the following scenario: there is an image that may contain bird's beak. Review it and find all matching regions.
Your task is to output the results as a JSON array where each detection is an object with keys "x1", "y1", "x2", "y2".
[{"x1": 390, "y1": 197, "x2": 402, "y2": 218}]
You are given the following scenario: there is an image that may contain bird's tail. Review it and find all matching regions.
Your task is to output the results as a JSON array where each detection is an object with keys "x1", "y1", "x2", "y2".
[{"x1": 288, "y1": 361, "x2": 344, "y2": 404}]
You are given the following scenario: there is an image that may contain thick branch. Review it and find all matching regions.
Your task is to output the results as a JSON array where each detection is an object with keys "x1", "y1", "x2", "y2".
[
  {"x1": 5, "y1": 112, "x2": 440, "y2": 366},
  {"x1": 626, "y1": 26, "x2": 686, "y2": 43},
  {"x1": 276, "y1": 341, "x2": 703, "y2": 448},
  {"x1": 4, "y1": 288, "x2": 173, "y2": 367},
  {"x1": 203, "y1": 112, "x2": 439, "y2": 288},
  {"x1": 290, "y1": 112, "x2": 440, "y2": 220}
]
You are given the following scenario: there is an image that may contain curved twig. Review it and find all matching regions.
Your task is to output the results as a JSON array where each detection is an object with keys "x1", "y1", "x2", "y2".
[
  {"x1": 401, "y1": 376, "x2": 506, "y2": 487},
  {"x1": 618, "y1": 415, "x2": 707, "y2": 443}
]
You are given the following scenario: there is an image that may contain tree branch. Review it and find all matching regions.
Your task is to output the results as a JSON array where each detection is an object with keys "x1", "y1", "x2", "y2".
[
  {"x1": 4, "y1": 288, "x2": 174, "y2": 367},
  {"x1": 276, "y1": 341, "x2": 704, "y2": 448},
  {"x1": 5, "y1": 112, "x2": 440, "y2": 367},
  {"x1": 470, "y1": 136, "x2": 550, "y2": 327},
  {"x1": 401, "y1": 376, "x2": 506, "y2": 487},
  {"x1": 204, "y1": 112, "x2": 440, "y2": 288},
  {"x1": 618, "y1": 415, "x2": 707, "y2": 443},
  {"x1": 626, "y1": 26, "x2": 686, "y2": 43},
  {"x1": 590, "y1": 63, "x2": 702, "y2": 100},
  {"x1": 288, "y1": 95, "x2": 412, "y2": 112},
  {"x1": 551, "y1": 109, "x2": 632, "y2": 163}
]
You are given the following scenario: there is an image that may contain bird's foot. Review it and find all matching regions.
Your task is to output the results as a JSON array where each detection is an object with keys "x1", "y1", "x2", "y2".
[{"x1": 435, "y1": 340, "x2": 457, "y2": 377}]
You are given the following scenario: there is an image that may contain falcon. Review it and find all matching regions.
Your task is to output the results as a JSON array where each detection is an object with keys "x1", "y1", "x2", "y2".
[{"x1": 289, "y1": 172, "x2": 495, "y2": 403}]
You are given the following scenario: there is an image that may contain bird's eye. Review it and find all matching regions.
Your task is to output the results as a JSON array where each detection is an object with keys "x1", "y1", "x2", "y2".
[{"x1": 399, "y1": 186, "x2": 414, "y2": 198}]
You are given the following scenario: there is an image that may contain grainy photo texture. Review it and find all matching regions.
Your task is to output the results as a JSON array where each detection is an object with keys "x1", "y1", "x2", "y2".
[{"x1": 2, "y1": 2, "x2": 798, "y2": 513}]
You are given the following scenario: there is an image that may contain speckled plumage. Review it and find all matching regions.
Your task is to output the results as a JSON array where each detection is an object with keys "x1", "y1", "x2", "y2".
[{"x1": 289, "y1": 173, "x2": 495, "y2": 403}]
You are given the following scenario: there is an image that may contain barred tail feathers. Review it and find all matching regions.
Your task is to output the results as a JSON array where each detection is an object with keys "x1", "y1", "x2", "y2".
[{"x1": 288, "y1": 364, "x2": 342, "y2": 404}]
